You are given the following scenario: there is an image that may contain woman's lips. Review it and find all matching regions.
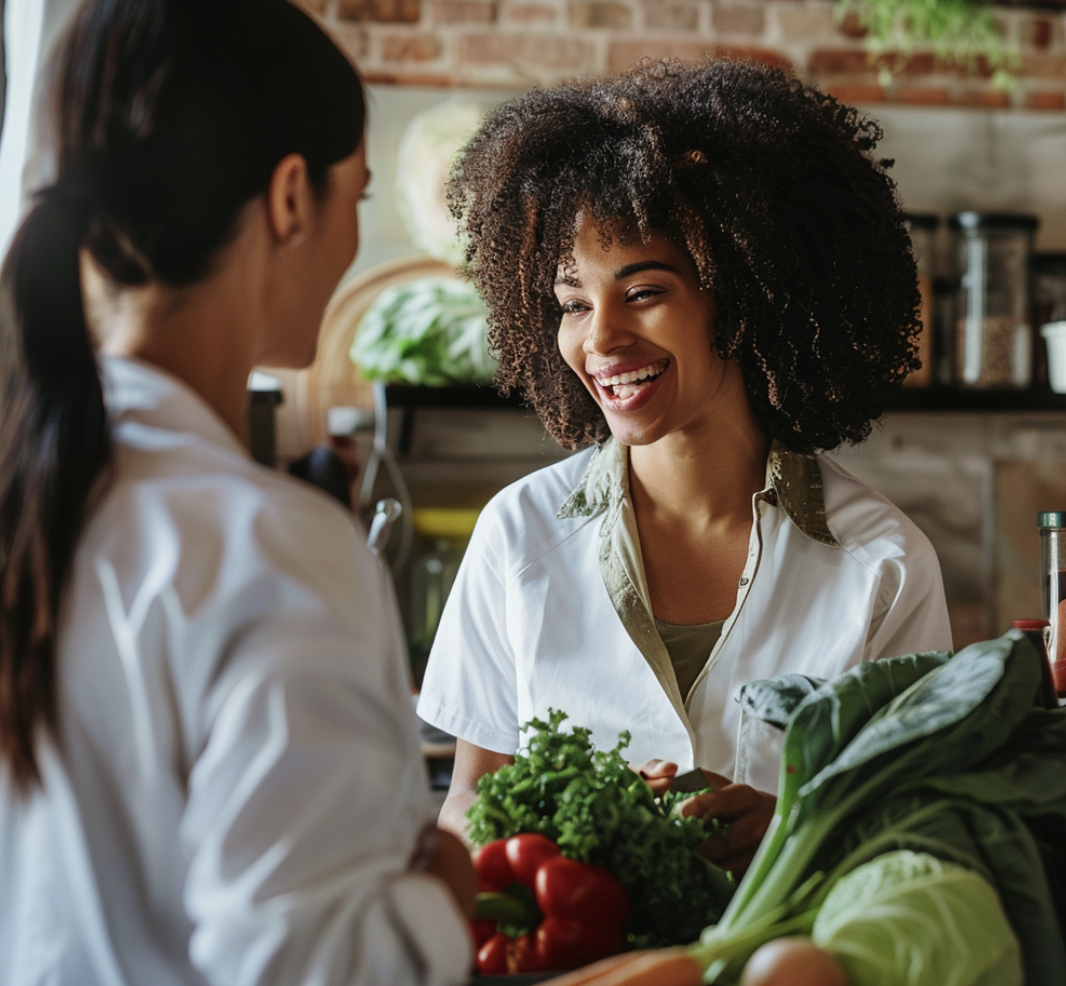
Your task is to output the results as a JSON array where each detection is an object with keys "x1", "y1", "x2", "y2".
[{"x1": 592, "y1": 359, "x2": 669, "y2": 411}]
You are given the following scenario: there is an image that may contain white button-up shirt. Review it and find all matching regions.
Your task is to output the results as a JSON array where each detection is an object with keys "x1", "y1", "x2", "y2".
[
  {"x1": 0, "y1": 356, "x2": 471, "y2": 986},
  {"x1": 418, "y1": 437, "x2": 952, "y2": 794}
]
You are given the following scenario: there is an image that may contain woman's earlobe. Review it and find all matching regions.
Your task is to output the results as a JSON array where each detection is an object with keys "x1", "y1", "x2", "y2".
[{"x1": 266, "y1": 153, "x2": 312, "y2": 245}]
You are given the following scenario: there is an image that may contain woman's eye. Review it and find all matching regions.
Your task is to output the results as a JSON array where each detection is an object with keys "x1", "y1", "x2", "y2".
[
  {"x1": 627, "y1": 286, "x2": 663, "y2": 302},
  {"x1": 559, "y1": 299, "x2": 589, "y2": 316}
]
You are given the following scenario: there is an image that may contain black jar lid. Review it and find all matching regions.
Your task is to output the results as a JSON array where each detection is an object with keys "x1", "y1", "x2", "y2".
[{"x1": 949, "y1": 211, "x2": 1040, "y2": 232}]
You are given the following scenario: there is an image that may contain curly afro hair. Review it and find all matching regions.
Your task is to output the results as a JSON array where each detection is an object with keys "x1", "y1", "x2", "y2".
[{"x1": 447, "y1": 58, "x2": 921, "y2": 454}]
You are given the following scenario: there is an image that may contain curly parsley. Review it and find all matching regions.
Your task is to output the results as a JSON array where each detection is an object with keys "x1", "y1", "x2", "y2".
[{"x1": 466, "y1": 710, "x2": 735, "y2": 947}]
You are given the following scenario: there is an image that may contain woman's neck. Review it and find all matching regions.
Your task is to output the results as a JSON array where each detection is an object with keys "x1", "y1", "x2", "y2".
[
  {"x1": 627, "y1": 366, "x2": 770, "y2": 530},
  {"x1": 83, "y1": 232, "x2": 265, "y2": 444}
]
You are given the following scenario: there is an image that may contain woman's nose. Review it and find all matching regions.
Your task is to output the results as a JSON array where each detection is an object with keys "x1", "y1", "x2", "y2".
[{"x1": 582, "y1": 305, "x2": 632, "y2": 355}]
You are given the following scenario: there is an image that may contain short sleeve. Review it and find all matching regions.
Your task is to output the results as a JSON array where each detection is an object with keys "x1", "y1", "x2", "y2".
[
  {"x1": 417, "y1": 506, "x2": 519, "y2": 755},
  {"x1": 864, "y1": 539, "x2": 954, "y2": 661}
]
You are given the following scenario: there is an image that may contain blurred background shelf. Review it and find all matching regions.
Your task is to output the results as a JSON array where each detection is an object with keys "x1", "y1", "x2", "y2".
[
  {"x1": 888, "y1": 388, "x2": 1066, "y2": 412},
  {"x1": 382, "y1": 382, "x2": 1066, "y2": 417}
]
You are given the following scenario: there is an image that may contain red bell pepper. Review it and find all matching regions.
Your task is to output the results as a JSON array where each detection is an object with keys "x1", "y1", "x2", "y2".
[{"x1": 472, "y1": 833, "x2": 630, "y2": 974}]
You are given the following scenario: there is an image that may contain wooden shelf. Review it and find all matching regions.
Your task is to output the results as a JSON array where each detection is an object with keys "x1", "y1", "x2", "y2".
[
  {"x1": 384, "y1": 383, "x2": 527, "y2": 411},
  {"x1": 887, "y1": 387, "x2": 1066, "y2": 413},
  {"x1": 382, "y1": 382, "x2": 1066, "y2": 420}
]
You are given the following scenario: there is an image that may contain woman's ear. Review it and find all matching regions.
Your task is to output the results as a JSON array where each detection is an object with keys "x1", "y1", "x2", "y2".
[{"x1": 265, "y1": 153, "x2": 314, "y2": 245}]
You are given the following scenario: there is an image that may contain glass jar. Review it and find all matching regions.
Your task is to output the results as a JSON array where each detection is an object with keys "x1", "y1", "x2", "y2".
[
  {"x1": 1039, "y1": 511, "x2": 1066, "y2": 696},
  {"x1": 950, "y1": 212, "x2": 1039, "y2": 389},
  {"x1": 1032, "y1": 252, "x2": 1066, "y2": 328},
  {"x1": 903, "y1": 213, "x2": 938, "y2": 388}
]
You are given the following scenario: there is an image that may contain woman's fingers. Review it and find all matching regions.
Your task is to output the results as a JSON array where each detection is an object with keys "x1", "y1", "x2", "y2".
[
  {"x1": 630, "y1": 758, "x2": 678, "y2": 796},
  {"x1": 678, "y1": 783, "x2": 777, "y2": 878}
]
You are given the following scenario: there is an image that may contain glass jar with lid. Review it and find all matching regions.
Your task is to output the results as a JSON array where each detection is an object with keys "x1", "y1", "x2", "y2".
[
  {"x1": 903, "y1": 213, "x2": 938, "y2": 388},
  {"x1": 950, "y1": 212, "x2": 1039, "y2": 389}
]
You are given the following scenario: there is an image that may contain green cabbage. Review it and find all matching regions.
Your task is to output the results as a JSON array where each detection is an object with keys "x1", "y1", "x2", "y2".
[
  {"x1": 812, "y1": 850, "x2": 1023, "y2": 986},
  {"x1": 351, "y1": 276, "x2": 495, "y2": 386}
]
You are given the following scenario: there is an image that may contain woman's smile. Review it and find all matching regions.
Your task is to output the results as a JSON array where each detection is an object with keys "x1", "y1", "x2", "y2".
[{"x1": 593, "y1": 357, "x2": 670, "y2": 404}]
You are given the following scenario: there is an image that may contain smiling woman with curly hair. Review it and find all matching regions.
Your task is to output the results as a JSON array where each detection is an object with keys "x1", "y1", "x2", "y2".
[
  {"x1": 418, "y1": 58, "x2": 952, "y2": 888},
  {"x1": 448, "y1": 58, "x2": 920, "y2": 453}
]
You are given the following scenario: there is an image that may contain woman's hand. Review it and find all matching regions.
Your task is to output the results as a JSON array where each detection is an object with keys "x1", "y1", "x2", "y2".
[
  {"x1": 677, "y1": 770, "x2": 776, "y2": 878},
  {"x1": 629, "y1": 758, "x2": 678, "y2": 797},
  {"x1": 408, "y1": 824, "x2": 478, "y2": 919}
]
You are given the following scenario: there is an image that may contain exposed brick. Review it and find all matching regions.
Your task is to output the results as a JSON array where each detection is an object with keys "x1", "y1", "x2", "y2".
[
  {"x1": 569, "y1": 1, "x2": 632, "y2": 28},
  {"x1": 607, "y1": 38, "x2": 713, "y2": 71},
  {"x1": 955, "y1": 88, "x2": 1012, "y2": 109},
  {"x1": 775, "y1": 7, "x2": 836, "y2": 41},
  {"x1": 1023, "y1": 16, "x2": 1054, "y2": 50},
  {"x1": 508, "y1": 2, "x2": 557, "y2": 22},
  {"x1": 826, "y1": 83, "x2": 886, "y2": 103},
  {"x1": 381, "y1": 32, "x2": 442, "y2": 60},
  {"x1": 889, "y1": 51, "x2": 937, "y2": 75},
  {"x1": 338, "y1": 0, "x2": 420, "y2": 23},
  {"x1": 712, "y1": 44, "x2": 791, "y2": 69},
  {"x1": 643, "y1": 0, "x2": 698, "y2": 31},
  {"x1": 890, "y1": 86, "x2": 950, "y2": 106},
  {"x1": 1020, "y1": 54, "x2": 1066, "y2": 80},
  {"x1": 1024, "y1": 89, "x2": 1066, "y2": 110},
  {"x1": 330, "y1": 22, "x2": 370, "y2": 60},
  {"x1": 712, "y1": 5, "x2": 764, "y2": 35},
  {"x1": 435, "y1": 0, "x2": 497, "y2": 21},
  {"x1": 807, "y1": 48, "x2": 873, "y2": 74},
  {"x1": 459, "y1": 31, "x2": 593, "y2": 68},
  {"x1": 837, "y1": 10, "x2": 867, "y2": 40},
  {"x1": 608, "y1": 39, "x2": 791, "y2": 73}
]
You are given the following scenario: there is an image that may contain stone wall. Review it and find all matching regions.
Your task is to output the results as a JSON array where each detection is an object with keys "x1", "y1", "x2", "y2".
[{"x1": 302, "y1": 0, "x2": 1066, "y2": 110}]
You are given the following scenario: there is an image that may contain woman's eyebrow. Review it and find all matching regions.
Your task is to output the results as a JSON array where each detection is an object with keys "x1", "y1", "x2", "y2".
[
  {"x1": 554, "y1": 274, "x2": 581, "y2": 287},
  {"x1": 614, "y1": 260, "x2": 680, "y2": 279}
]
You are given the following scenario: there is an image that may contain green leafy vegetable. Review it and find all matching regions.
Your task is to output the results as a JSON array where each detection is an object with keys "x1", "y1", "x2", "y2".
[
  {"x1": 351, "y1": 276, "x2": 495, "y2": 386},
  {"x1": 811, "y1": 850, "x2": 1023, "y2": 986},
  {"x1": 836, "y1": 0, "x2": 1018, "y2": 86},
  {"x1": 466, "y1": 710, "x2": 735, "y2": 947},
  {"x1": 686, "y1": 631, "x2": 1066, "y2": 985}
]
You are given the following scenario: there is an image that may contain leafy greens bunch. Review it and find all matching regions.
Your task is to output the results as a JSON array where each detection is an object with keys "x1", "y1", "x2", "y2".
[
  {"x1": 466, "y1": 709, "x2": 735, "y2": 947},
  {"x1": 686, "y1": 631, "x2": 1066, "y2": 985},
  {"x1": 351, "y1": 276, "x2": 495, "y2": 386}
]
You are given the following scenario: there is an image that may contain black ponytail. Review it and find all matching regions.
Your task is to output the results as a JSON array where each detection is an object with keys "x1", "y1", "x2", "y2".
[
  {"x1": 0, "y1": 192, "x2": 109, "y2": 791},
  {"x1": 0, "y1": 0, "x2": 366, "y2": 791}
]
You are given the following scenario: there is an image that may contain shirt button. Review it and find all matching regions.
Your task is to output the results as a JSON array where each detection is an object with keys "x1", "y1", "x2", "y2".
[{"x1": 739, "y1": 577, "x2": 749, "y2": 587}]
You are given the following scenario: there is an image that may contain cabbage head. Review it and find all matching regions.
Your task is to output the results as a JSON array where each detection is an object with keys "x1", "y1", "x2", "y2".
[
  {"x1": 812, "y1": 850, "x2": 1023, "y2": 986},
  {"x1": 352, "y1": 276, "x2": 494, "y2": 386}
]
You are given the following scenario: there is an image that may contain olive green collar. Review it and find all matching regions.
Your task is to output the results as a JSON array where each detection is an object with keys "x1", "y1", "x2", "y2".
[{"x1": 557, "y1": 436, "x2": 839, "y2": 548}]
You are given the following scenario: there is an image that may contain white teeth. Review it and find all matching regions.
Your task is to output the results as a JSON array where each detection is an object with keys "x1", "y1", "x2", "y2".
[
  {"x1": 598, "y1": 360, "x2": 667, "y2": 387},
  {"x1": 614, "y1": 383, "x2": 640, "y2": 400}
]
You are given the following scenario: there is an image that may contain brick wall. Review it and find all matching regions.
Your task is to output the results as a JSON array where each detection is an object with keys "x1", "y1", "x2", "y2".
[{"x1": 301, "y1": 0, "x2": 1066, "y2": 110}]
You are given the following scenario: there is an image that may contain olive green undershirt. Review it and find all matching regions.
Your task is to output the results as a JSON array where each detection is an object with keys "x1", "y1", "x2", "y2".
[{"x1": 653, "y1": 618, "x2": 726, "y2": 701}]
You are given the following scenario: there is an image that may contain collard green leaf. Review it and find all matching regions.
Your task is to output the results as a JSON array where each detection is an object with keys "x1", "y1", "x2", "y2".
[
  {"x1": 802, "y1": 633, "x2": 1039, "y2": 809},
  {"x1": 784, "y1": 651, "x2": 950, "y2": 803},
  {"x1": 737, "y1": 674, "x2": 825, "y2": 732}
]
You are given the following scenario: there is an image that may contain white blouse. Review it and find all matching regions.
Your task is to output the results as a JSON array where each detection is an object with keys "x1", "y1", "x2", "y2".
[
  {"x1": 418, "y1": 438, "x2": 953, "y2": 794},
  {"x1": 0, "y1": 356, "x2": 471, "y2": 986}
]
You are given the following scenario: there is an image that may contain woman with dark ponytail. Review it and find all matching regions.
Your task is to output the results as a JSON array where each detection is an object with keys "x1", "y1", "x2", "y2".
[{"x1": 0, "y1": 2, "x2": 475, "y2": 983}]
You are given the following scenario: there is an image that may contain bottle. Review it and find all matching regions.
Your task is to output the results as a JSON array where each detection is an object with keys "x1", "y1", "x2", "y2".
[{"x1": 1038, "y1": 512, "x2": 1066, "y2": 698}]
